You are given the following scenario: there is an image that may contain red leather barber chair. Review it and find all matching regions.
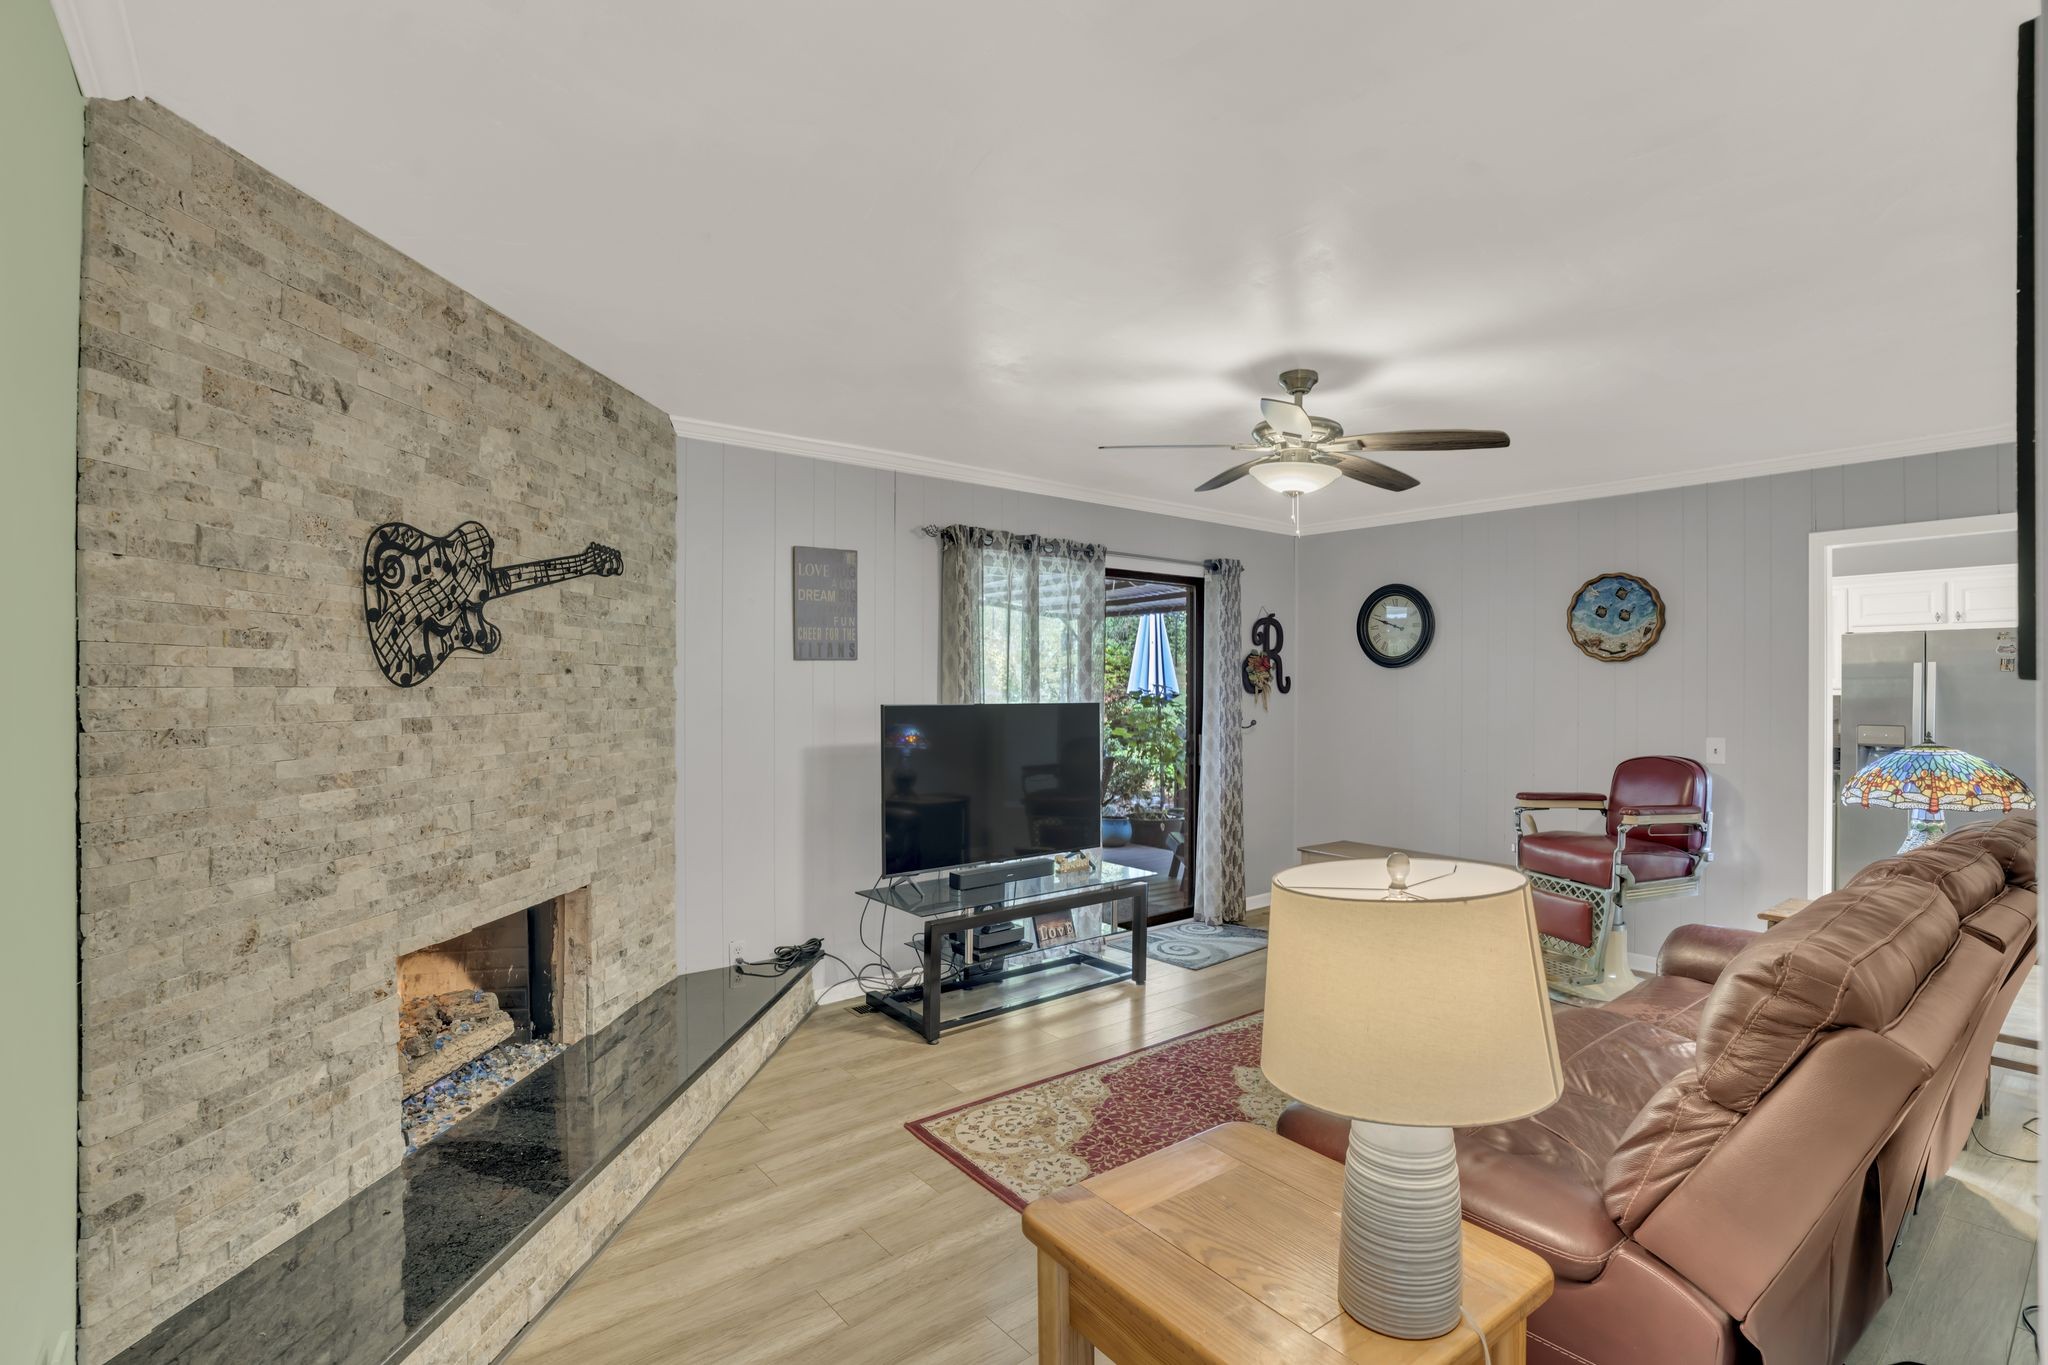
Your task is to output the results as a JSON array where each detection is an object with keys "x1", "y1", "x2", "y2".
[{"x1": 1513, "y1": 756, "x2": 1713, "y2": 1000}]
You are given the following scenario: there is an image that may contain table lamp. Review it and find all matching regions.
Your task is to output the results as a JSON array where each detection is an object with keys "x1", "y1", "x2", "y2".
[
  {"x1": 1840, "y1": 743, "x2": 2034, "y2": 853},
  {"x1": 1261, "y1": 855, "x2": 1563, "y2": 1340}
]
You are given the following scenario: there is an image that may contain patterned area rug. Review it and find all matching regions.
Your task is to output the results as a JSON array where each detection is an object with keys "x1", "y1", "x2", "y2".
[
  {"x1": 906, "y1": 1014, "x2": 1285, "y2": 1208},
  {"x1": 1103, "y1": 919, "x2": 1268, "y2": 971}
]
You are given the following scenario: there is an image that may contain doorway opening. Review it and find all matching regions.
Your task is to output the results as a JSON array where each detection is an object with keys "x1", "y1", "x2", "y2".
[
  {"x1": 1101, "y1": 569, "x2": 1202, "y2": 918},
  {"x1": 1806, "y1": 514, "x2": 2032, "y2": 893}
]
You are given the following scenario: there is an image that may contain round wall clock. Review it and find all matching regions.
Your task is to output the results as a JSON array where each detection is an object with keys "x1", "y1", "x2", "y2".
[
  {"x1": 1567, "y1": 572, "x2": 1665, "y2": 662},
  {"x1": 1357, "y1": 584, "x2": 1434, "y2": 668}
]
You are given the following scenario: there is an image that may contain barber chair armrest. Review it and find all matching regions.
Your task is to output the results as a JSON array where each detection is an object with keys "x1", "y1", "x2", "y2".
[
  {"x1": 1616, "y1": 805, "x2": 1706, "y2": 827},
  {"x1": 1515, "y1": 791, "x2": 1608, "y2": 809},
  {"x1": 1656, "y1": 922, "x2": 1761, "y2": 985}
]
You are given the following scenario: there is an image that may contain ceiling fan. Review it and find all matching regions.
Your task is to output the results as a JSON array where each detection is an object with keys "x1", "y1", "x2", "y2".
[{"x1": 1099, "y1": 369, "x2": 1509, "y2": 498}]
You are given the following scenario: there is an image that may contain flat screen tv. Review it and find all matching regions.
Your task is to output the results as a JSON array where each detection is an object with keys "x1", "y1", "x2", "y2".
[{"x1": 881, "y1": 702, "x2": 1101, "y2": 877}]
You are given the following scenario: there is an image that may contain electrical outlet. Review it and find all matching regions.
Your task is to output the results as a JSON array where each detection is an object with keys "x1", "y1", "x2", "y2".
[
  {"x1": 1703, "y1": 738, "x2": 1727, "y2": 765},
  {"x1": 729, "y1": 938, "x2": 747, "y2": 966}
]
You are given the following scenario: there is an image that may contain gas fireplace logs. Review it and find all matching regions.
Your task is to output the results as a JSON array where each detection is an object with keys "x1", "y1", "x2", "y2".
[{"x1": 400, "y1": 990, "x2": 516, "y2": 1096}]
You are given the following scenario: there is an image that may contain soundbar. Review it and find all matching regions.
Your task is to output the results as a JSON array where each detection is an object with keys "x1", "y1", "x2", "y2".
[{"x1": 948, "y1": 857, "x2": 1056, "y2": 892}]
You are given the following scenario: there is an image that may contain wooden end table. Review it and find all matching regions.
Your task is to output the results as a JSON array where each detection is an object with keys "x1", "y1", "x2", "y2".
[
  {"x1": 1758, "y1": 897, "x2": 1809, "y2": 926},
  {"x1": 1298, "y1": 840, "x2": 1458, "y2": 865},
  {"x1": 1022, "y1": 1122, "x2": 1553, "y2": 1365}
]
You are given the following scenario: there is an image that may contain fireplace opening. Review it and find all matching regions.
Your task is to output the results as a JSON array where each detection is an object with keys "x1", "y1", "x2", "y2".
[{"x1": 397, "y1": 889, "x2": 590, "y2": 1152}]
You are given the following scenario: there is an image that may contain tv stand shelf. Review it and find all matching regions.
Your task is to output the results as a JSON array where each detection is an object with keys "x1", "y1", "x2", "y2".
[{"x1": 858, "y1": 863, "x2": 1152, "y2": 1043}]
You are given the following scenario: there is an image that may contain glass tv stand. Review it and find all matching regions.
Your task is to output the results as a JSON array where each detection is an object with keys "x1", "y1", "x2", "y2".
[{"x1": 856, "y1": 863, "x2": 1152, "y2": 1043}]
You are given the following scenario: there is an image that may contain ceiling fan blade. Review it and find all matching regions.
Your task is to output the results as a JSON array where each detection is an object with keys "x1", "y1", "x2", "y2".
[
  {"x1": 1194, "y1": 458, "x2": 1267, "y2": 492},
  {"x1": 1327, "y1": 429, "x2": 1510, "y2": 452},
  {"x1": 1097, "y1": 443, "x2": 1242, "y2": 450},
  {"x1": 1260, "y1": 397, "x2": 1317, "y2": 439},
  {"x1": 1332, "y1": 454, "x2": 1420, "y2": 492}
]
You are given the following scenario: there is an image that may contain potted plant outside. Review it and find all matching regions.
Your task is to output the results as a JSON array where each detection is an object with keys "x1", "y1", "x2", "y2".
[
  {"x1": 1108, "y1": 701, "x2": 1186, "y2": 846},
  {"x1": 1101, "y1": 741, "x2": 1148, "y2": 849}
]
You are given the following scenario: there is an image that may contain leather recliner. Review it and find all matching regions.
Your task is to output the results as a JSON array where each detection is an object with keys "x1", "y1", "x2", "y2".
[{"x1": 1277, "y1": 814, "x2": 2037, "y2": 1365}]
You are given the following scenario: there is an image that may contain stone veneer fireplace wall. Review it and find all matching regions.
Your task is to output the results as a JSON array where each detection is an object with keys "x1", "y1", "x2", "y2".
[{"x1": 76, "y1": 98, "x2": 677, "y2": 1363}]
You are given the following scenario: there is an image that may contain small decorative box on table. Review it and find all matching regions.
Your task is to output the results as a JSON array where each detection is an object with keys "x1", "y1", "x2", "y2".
[
  {"x1": 857, "y1": 861, "x2": 1151, "y2": 1043},
  {"x1": 1023, "y1": 1122, "x2": 1552, "y2": 1365}
]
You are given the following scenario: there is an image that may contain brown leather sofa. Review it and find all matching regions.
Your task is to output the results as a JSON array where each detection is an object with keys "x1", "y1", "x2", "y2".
[{"x1": 1277, "y1": 814, "x2": 2037, "y2": 1365}]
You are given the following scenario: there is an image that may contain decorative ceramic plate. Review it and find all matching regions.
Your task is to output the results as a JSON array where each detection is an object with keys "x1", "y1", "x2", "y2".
[{"x1": 1567, "y1": 572, "x2": 1664, "y2": 662}]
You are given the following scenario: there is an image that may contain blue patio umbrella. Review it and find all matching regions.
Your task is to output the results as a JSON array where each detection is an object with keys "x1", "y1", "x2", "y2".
[{"x1": 1127, "y1": 613, "x2": 1179, "y2": 702}]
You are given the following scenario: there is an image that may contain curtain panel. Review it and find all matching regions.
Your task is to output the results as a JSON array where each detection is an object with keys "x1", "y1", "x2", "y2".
[
  {"x1": 935, "y1": 525, "x2": 1107, "y2": 705},
  {"x1": 1195, "y1": 557, "x2": 1246, "y2": 924}
]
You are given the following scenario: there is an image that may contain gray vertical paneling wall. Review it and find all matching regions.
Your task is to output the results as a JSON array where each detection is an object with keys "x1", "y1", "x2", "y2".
[
  {"x1": 675, "y1": 438, "x2": 1301, "y2": 977},
  {"x1": 679, "y1": 439, "x2": 2015, "y2": 975},
  {"x1": 1292, "y1": 443, "x2": 2019, "y2": 960}
]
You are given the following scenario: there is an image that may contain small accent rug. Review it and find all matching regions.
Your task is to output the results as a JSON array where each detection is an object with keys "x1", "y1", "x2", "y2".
[
  {"x1": 1103, "y1": 919, "x2": 1268, "y2": 971},
  {"x1": 905, "y1": 1013, "x2": 1285, "y2": 1208}
]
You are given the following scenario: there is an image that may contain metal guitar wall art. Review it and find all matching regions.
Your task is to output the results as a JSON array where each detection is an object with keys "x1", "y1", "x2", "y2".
[{"x1": 362, "y1": 520, "x2": 623, "y2": 687}]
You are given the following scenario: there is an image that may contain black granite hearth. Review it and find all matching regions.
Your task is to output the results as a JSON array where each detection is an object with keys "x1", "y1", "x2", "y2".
[{"x1": 111, "y1": 962, "x2": 814, "y2": 1365}]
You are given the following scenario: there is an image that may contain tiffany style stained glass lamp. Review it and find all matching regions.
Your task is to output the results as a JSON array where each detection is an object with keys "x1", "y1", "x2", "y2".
[{"x1": 1840, "y1": 744, "x2": 2035, "y2": 853}]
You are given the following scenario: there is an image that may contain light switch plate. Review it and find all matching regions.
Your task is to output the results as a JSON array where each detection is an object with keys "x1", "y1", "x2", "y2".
[{"x1": 1703, "y1": 738, "x2": 1727, "y2": 765}]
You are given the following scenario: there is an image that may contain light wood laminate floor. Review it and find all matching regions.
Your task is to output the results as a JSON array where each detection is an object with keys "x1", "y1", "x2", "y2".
[
  {"x1": 499, "y1": 932, "x2": 1268, "y2": 1365},
  {"x1": 502, "y1": 945, "x2": 2040, "y2": 1365}
]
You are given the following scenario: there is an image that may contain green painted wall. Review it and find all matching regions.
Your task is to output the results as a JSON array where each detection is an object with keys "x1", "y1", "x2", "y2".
[{"x1": 0, "y1": 1, "x2": 82, "y2": 1362}]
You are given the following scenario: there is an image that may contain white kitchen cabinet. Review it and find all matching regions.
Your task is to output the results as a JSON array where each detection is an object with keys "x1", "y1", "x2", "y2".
[
  {"x1": 1947, "y1": 567, "x2": 2019, "y2": 626},
  {"x1": 1836, "y1": 566, "x2": 2018, "y2": 633},
  {"x1": 1840, "y1": 573, "x2": 1950, "y2": 629}
]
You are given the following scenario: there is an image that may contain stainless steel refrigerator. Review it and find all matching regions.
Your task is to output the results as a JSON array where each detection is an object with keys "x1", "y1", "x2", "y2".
[{"x1": 1834, "y1": 629, "x2": 2036, "y2": 884}]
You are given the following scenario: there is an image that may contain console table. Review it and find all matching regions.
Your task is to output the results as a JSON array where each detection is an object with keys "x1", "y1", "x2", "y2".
[{"x1": 857, "y1": 863, "x2": 1150, "y2": 1043}]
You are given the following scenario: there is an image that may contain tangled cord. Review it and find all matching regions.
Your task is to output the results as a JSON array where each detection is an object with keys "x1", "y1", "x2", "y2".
[
  {"x1": 734, "y1": 939, "x2": 913, "y2": 1002},
  {"x1": 738, "y1": 876, "x2": 982, "y2": 1002},
  {"x1": 733, "y1": 890, "x2": 927, "y2": 1000},
  {"x1": 854, "y1": 874, "x2": 970, "y2": 995},
  {"x1": 732, "y1": 938, "x2": 869, "y2": 984}
]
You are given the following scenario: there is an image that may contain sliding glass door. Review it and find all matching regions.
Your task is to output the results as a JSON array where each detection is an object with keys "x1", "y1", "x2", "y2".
[{"x1": 1101, "y1": 571, "x2": 1201, "y2": 917}]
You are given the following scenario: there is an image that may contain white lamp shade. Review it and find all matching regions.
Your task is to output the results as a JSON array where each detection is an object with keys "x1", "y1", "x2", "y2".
[
  {"x1": 1260, "y1": 859, "x2": 1564, "y2": 1128},
  {"x1": 1249, "y1": 460, "x2": 1342, "y2": 495}
]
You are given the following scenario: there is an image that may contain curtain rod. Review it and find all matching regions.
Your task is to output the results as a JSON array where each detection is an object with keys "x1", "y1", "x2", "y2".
[
  {"x1": 1106, "y1": 550, "x2": 1205, "y2": 568},
  {"x1": 915, "y1": 524, "x2": 1203, "y2": 567}
]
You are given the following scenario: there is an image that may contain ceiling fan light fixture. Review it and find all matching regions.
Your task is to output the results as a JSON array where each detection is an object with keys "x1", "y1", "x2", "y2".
[
  {"x1": 1102, "y1": 368, "x2": 1508, "y2": 499},
  {"x1": 1249, "y1": 460, "x2": 1342, "y2": 496}
]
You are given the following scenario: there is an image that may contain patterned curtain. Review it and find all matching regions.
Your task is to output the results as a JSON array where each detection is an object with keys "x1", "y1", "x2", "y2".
[
  {"x1": 1195, "y1": 558, "x2": 1245, "y2": 924},
  {"x1": 936, "y1": 525, "x2": 1107, "y2": 704}
]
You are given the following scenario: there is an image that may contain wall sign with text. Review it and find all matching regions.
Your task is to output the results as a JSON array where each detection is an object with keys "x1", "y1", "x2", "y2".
[
  {"x1": 1034, "y1": 911, "x2": 1080, "y2": 947},
  {"x1": 792, "y1": 546, "x2": 858, "y2": 660}
]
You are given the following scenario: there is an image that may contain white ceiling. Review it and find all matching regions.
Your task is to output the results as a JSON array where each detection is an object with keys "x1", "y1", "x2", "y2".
[{"x1": 63, "y1": 0, "x2": 2030, "y2": 533}]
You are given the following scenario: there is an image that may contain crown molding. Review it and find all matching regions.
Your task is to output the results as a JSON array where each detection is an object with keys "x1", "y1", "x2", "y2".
[
  {"x1": 1295, "y1": 424, "x2": 2018, "y2": 536},
  {"x1": 668, "y1": 414, "x2": 1299, "y2": 535},
  {"x1": 49, "y1": 0, "x2": 144, "y2": 98},
  {"x1": 671, "y1": 413, "x2": 2016, "y2": 542}
]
